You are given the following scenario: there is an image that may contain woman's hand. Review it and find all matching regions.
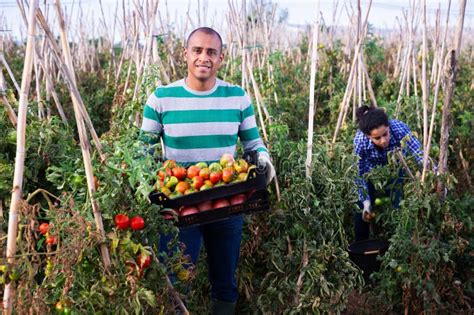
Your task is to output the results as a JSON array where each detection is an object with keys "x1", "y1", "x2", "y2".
[{"x1": 362, "y1": 200, "x2": 373, "y2": 222}]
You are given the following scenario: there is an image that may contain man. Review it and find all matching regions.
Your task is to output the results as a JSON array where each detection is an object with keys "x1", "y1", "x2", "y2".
[{"x1": 140, "y1": 27, "x2": 275, "y2": 314}]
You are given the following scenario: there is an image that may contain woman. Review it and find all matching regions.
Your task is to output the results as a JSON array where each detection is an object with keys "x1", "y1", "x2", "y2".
[{"x1": 353, "y1": 105, "x2": 424, "y2": 241}]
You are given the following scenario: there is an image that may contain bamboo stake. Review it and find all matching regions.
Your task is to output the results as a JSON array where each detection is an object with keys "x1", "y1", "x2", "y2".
[
  {"x1": 437, "y1": 0, "x2": 467, "y2": 195},
  {"x1": 332, "y1": 0, "x2": 372, "y2": 143},
  {"x1": 3, "y1": 1, "x2": 38, "y2": 313},
  {"x1": 0, "y1": 54, "x2": 20, "y2": 96},
  {"x1": 305, "y1": 0, "x2": 320, "y2": 179},
  {"x1": 51, "y1": 1, "x2": 111, "y2": 267},
  {"x1": 35, "y1": 9, "x2": 106, "y2": 162},
  {"x1": 0, "y1": 71, "x2": 17, "y2": 126},
  {"x1": 421, "y1": 0, "x2": 451, "y2": 182},
  {"x1": 1, "y1": 95, "x2": 17, "y2": 127},
  {"x1": 421, "y1": 0, "x2": 429, "y2": 151}
]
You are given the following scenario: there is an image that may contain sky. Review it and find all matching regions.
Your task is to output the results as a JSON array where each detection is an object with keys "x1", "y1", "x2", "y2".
[{"x1": 0, "y1": 0, "x2": 472, "y2": 40}]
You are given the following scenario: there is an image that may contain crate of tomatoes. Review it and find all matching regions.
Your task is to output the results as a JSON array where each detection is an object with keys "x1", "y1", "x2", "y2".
[{"x1": 149, "y1": 151, "x2": 270, "y2": 227}]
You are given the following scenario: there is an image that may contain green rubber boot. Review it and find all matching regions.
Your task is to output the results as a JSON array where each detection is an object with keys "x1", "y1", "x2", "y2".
[{"x1": 210, "y1": 299, "x2": 236, "y2": 315}]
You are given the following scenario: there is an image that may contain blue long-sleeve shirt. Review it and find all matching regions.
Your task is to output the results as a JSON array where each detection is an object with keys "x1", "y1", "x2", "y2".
[{"x1": 354, "y1": 119, "x2": 423, "y2": 203}]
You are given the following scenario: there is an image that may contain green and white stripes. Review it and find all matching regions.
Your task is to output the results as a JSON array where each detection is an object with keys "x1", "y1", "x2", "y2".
[{"x1": 140, "y1": 78, "x2": 268, "y2": 164}]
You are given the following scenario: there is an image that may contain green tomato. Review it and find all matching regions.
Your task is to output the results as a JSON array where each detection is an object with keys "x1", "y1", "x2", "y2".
[{"x1": 374, "y1": 198, "x2": 383, "y2": 206}]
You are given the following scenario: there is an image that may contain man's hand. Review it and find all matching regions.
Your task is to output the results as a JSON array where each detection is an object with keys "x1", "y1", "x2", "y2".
[
  {"x1": 362, "y1": 200, "x2": 372, "y2": 222},
  {"x1": 258, "y1": 155, "x2": 276, "y2": 185}
]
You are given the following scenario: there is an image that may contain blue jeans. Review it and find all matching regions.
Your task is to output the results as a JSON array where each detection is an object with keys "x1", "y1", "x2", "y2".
[
  {"x1": 159, "y1": 215, "x2": 244, "y2": 303},
  {"x1": 354, "y1": 171, "x2": 404, "y2": 241}
]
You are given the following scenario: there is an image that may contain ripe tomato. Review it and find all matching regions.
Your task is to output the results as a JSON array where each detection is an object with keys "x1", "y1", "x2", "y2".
[
  {"x1": 222, "y1": 167, "x2": 235, "y2": 183},
  {"x1": 172, "y1": 166, "x2": 187, "y2": 180},
  {"x1": 163, "y1": 160, "x2": 177, "y2": 169},
  {"x1": 136, "y1": 254, "x2": 152, "y2": 269},
  {"x1": 230, "y1": 194, "x2": 247, "y2": 205},
  {"x1": 209, "y1": 171, "x2": 222, "y2": 184},
  {"x1": 197, "y1": 200, "x2": 213, "y2": 211},
  {"x1": 187, "y1": 165, "x2": 201, "y2": 179},
  {"x1": 46, "y1": 235, "x2": 57, "y2": 245},
  {"x1": 180, "y1": 206, "x2": 199, "y2": 216},
  {"x1": 114, "y1": 214, "x2": 130, "y2": 230},
  {"x1": 191, "y1": 176, "x2": 204, "y2": 190},
  {"x1": 220, "y1": 153, "x2": 234, "y2": 167},
  {"x1": 213, "y1": 198, "x2": 230, "y2": 209},
  {"x1": 130, "y1": 216, "x2": 145, "y2": 230},
  {"x1": 199, "y1": 167, "x2": 210, "y2": 180},
  {"x1": 175, "y1": 181, "x2": 190, "y2": 194},
  {"x1": 39, "y1": 223, "x2": 49, "y2": 235}
]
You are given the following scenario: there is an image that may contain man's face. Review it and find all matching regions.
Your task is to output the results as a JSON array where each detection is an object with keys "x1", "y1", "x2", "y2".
[{"x1": 184, "y1": 31, "x2": 224, "y2": 84}]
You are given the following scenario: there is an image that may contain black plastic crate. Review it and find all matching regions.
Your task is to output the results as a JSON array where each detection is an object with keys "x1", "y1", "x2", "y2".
[
  {"x1": 172, "y1": 189, "x2": 270, "y2": 227},
  {"x1": 149, "y1": 151, "x2": 266, "y2": 209}
]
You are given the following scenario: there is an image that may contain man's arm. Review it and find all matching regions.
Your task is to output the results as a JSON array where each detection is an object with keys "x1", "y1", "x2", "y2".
[
  {"x1": 140, "y1": 90, "x2": 163, "y2": 145},
  {"x1": 238, "y1": 98, "x2": 274, "y2": 184}
]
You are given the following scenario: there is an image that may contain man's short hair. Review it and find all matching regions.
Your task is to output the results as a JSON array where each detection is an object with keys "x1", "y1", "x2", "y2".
[{"x1": 186, "y1": 27, "x2": 223, "y2": 52}]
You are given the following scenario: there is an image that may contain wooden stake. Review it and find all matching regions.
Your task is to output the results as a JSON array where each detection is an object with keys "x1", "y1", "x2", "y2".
[
  {"x1": 437, "y1": 0, "x2": 467, "y2": 195},
  {"x1": 3, "y1": 1, "x2": 38, "y2": 313},
  {"x1": 51, "y1": 1, "x2": 111, "y2": 267},
  {"x1": 305, "y1": 0, "x2": 320, "y2": 179}
]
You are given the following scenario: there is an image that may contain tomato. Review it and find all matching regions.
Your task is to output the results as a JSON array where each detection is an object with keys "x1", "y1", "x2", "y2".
[
  {"x1": 213, "y1": 198, "x2": 230, "y2": 209},
  {"x1": 222, "y1": 167, "x2": 235, "y2": 183},
  {"x1": 62, "y1": 307, "x2": 71, "y2": 315},
  {"x1": 187, "y1": 165, "x2": 201, "y2": 179},
  {"x1": 39, "y1": 223, "x2": 49, "y2": 235},
  {"x1": 164, "y1": 176, "x2": 178, "y2": 189},
  {"x1": 191, "y1": 176, "x2": 204, "y2": 190},
  {"x1": 208, "y1": 162, "x2": 222, "y2": 172},
  {"x1": 180, "y1": 206, "x2": 199, "y2": 216},
  {"x1": 114, "y1": 214, "x2": 130, "y2": 230},
  {"x1": 175, "y1": 181, "x2": 190, "y2": 194},
  {"x1": 233, "y1": 159, "x2": 249, "y2": 173},
  {"x1": 163, "y1": 159, "x2": 177, "y2": 169},
  {"x1": 209, "y1": 171, "x2": 222, "y2": 184},
  {"x1": 374, "y1": 198, "x2": 383, "y2": 206},
  {"x1": 230, "y1": 194, "x2": 247, "y2": 205},
  {"x1": 46, "y1": 235, "x2": 57, "y2": 245},
  {"x1": 130, "y1": 216, "x2": 145, "y2": 230},
  {"x1": 136, "y1": 254, "x2": 151, "y2": 269},
  {"x1": 172, "y1": 166, "x2": 187, "y2": 180},
  {"x1": 199, "y1": 167, "x2": 210, "y2": 180},
  {"x1": 197, "y1": 200, "x2": 213, "y2": 212},
  {"x1": 220, "y1": 153, "x2": 234, "y2": 167}
]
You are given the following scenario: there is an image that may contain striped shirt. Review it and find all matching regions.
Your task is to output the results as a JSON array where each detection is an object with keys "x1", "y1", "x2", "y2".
[
  {"x1": 140, "y1": 78, "x2": 269, "y2": 165},
  {"x1": 354, "y1": 119, "x2": 423, "y2": 202}
]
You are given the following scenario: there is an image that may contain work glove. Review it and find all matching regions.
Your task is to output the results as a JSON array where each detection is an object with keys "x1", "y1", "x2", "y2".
[
  {"x1": 362, "y1": 200, "x2": 372, "y2": 223},
  {"x1": 257, "y1": 154, "x2": 276, "y2": 185}
]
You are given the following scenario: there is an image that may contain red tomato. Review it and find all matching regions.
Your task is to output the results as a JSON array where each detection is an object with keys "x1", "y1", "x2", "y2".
[
  {"x1": 181, "y1": 206, "x2": 199, "y2": 216},
  {"x1": 209, "y1": 171, "x2": 222, "y2": 184},
  {"x1": 172, "y1": 166, "x2": 187, "y2": 180},
  {"x1": 187, "y1": 165, "x2": 201, "y2": 179},
  {"x1": 175, "y1": 181, "x2": 190, "y2": 194},
  {"x1": 197, "y1": 200, "x2": 213, "y2": 212},
  {"x1": 136, "y1": 254, "x2": 152, "y2": 268},
  {"x1": 199, "y1": 168, "x2": 210, "y2": 180},
  {"x1": 39, "y1": 223, "x2": 49, "y2": 235},
  {"x1": 230, "y1": 194, "x2": 247, "y2": 205},
  {"x1": 46, "y1": 235, "x2": 57, "y2": 245},
  {"x1": 191, "y1": 176, "x2": 204, "y2": 190},
  {"x1": 130, "y1": 216, "x2": 145, "y2": 230},
  {"x1": 213, "y1": 198, "x2": 230, "y2": 209},
  {"x1": 222, "y1": 167, "x2": 235, "y2": 183},
  {"x1": 114, "y1": 214, "x2": 130, "y2": 230}
]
